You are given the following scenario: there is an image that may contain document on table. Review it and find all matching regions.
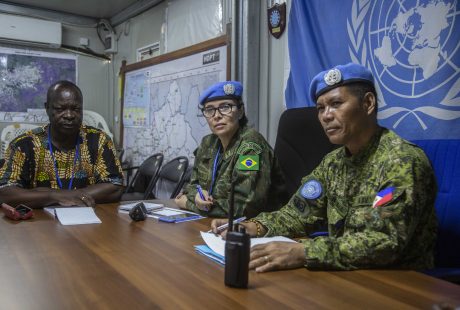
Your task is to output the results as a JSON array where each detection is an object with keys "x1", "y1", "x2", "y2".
[
  {"x1": 118, "y1": 205, "x2": 201, "y2": 221},
  {"x1": 195, "y1": 231, "x2": 296, "y2": 265},
  {"x1": 149, "y1": 208, "x2": 203, "y2": 222},
  {"x1": 148, "y1": 208, "x2": 186, "y2": 217},
  {"x1": 118, "y1": 201, "x2": 164, "y2": 212},
  {"x1": 44, "y1": 207, "x2": 101, "y2": 225}
]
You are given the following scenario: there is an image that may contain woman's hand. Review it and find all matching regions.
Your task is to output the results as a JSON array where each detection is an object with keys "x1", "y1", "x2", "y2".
[
  {"x1": 174, "y1": 193, "x2": 187, "y2": 209},
  {"x1": 195, "y1": 189, "x2": 213, "y2": 211}
]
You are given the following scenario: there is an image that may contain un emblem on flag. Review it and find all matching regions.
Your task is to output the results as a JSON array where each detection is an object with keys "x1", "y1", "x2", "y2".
[{"x1": 347, "y1": 0, "x2": 460, "y2": 139}]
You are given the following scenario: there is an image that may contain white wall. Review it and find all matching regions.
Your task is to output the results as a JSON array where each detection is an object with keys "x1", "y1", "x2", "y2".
[
  {"x1": 0, "y1": 21, "x2": 112, "y2": 140},
  {"x1": 54, "y1": 0, "x2": 289, "y2": 149},
  {"x1": 105, "y1": 0, "x2": 290, "y2": 148},
  {"x1": 258, "y1": 1, "x2": 289, "y2": 146},
  {"x1": 77, "y1": 56, "x2": 110, "y2": 122},
  {"x1": 1, "y1": 0, "x2": 289, "y2": 149},
  {"x1": 62, "y1": 24, "x2": 106, "y2": 52},
  {"x1": 64, "y1": 24, "x2": 111, "y2": 126},
  {"x1": 1, "y1": 2, "x2": 170, "y2": 146},
  {"x1": 109, "y1": 1, "x2": 168, "y2": 145}
]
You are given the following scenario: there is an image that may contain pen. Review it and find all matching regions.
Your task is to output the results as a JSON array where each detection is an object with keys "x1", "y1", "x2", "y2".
[
  {"x1": 196, "y1": 185, "x2": 206, "y2": 200},
  {"x1": 208, "y1": 216, "x2": 247, "y2": 233}
]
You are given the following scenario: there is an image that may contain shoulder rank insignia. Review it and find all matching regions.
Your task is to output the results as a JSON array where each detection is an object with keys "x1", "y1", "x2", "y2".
[
  {"x1": 237, "y1": 155, "x2": 259, "y2": 171},
  {"x1": 300, "y1": 180, "x2": 322, "y2": 200},
  {"x1": 292, "y1": 196, "x2": 307, "y2": 213},
  {"x1": 237, "y1": 141, "x2": 262, "y2": 155}
]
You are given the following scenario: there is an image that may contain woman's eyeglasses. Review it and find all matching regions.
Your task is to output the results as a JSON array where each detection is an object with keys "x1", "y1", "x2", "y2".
[{"x1": 201, "y1": 103, "x2": 241, "y2": 118}]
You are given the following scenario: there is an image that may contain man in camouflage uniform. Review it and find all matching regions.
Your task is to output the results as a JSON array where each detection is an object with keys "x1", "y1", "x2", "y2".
[
  {"x1": 211, "y1": 63, "x2": 437, "y2": 271},
  {"x1": 175, "y1": 81, "x2": 288, "y2": 218}
]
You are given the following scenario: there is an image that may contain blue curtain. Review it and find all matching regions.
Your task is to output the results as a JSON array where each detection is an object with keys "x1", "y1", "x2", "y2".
[{"x1": 285, "y1": 0, "x2": 460, "y2": 141}]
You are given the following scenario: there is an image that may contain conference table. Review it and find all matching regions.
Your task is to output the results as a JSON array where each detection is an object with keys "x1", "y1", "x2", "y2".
[{"x1": 1, "y1": 201, "x2": 459, "y2": 309}]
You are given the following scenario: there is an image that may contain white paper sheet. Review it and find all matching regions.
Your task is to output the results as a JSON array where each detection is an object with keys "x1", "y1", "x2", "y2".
[
  {"x1": 46, "y1": 207, "x2": 102, "y2": 225},
  {"x1": 199, "y1": 231, "x2": 296, "y2": 257}
]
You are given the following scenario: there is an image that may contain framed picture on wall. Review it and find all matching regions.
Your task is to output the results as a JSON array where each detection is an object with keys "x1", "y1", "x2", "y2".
[
  {"x1": 120, "y1": 35, "x2": 229, "y2": 166},
  {"x1": 0, "y1": 47, "x2": 77, "y2": 123}
]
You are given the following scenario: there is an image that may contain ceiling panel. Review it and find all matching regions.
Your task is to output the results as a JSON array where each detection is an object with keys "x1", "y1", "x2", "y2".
[{"x1": 2, "y1": 0, "x2": 139, "y2": 19}]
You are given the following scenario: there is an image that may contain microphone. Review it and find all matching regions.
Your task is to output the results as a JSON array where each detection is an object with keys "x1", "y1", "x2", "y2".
[{"x1": 224, "y1": 172, "x2": 250, "y2": 288}]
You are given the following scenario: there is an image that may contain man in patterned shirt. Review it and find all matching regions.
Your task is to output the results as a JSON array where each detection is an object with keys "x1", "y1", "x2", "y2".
[
  {"x1": 211, "y1": 63, "x2": 437, "y2": 271},
  {"x1": 0, "y1": 81, "x2": 123, "y2": 208}
]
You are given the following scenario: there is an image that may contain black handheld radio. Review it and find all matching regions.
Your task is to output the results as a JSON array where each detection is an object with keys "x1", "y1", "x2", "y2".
[{"x1": 224, "y1": 178, "x2": 250, "y2": 288}]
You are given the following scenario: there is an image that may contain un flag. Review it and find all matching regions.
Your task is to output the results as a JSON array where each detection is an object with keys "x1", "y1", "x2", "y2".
[{"x1": 285, "y1": 0, "x2": 460, "y2": 140}]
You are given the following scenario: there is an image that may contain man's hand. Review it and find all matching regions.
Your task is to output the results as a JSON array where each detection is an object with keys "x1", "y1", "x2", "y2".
[
  {"x1": 0, "y1": 184, "x2": 119, "y2": 208},
  {"x1": 210, "y1": 218, "x2": 229, "y2": 238},
  {"x1": 50, "y1": 190, "x2": 95, "y2": 208},
  {"x1": 249, "y1": 242, "x2": 305, "y2": 273},
  {"x1": 210, "y1": 219, "x2": 259, "y2": 239}
]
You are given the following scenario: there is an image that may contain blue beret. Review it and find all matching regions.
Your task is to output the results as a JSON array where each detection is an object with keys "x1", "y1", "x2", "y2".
[
  {"x1": 199, "y1": 81, "x2": 243, "y2": 106},
  {"x1": 309, "y1": 63, "x2": 374, "y2": 103}
]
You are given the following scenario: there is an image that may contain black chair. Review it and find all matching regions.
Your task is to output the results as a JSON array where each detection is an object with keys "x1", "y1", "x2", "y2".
[
  {"x1": 116, "y1": 148, "x2": 131, "y2": 185},
  {"x1": 150, "y1": 156, "x2": 189, "y2": 199},
  {"x1": 121, "y1": 153, "x2": 163, "y2": 201},
  {"x1": 274, "y1": 107, "x2": 337, "y2": 196},
  {"x1": 415, "y1": 139, "x2": 460, "y2": 283},
  {"x1": 117, "y1": 148, "x2": 125, "y2": 162},
  {"x1": 174, "y1": 165, "x2": 193, "y2": 195}
]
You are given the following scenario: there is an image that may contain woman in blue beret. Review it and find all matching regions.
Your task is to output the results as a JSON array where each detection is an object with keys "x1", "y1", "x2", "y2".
[{"x1": 175, "y1": 81, "x2": 288, "y2": 218}]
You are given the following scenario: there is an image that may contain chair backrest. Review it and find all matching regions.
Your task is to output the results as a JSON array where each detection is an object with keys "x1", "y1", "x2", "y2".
[
  {"x1": 413, "y1": 139, "x2": 460, "y2": 268},
  {"x1": 151, "y1": 156, "x2": 189, "y2": 199},
  {"x1": 181, "y1": 165, "x2": 193, "y2": 188},
  {"x1": 125, "y1": 153, "x2": 164, "y2": 198},
  {"x1": 274, "y1": 107, "x2": 337, "y2": 196},
  {"x1": 83, "y1": 110, "x2": 113, "y2": 139},
  {"x1": 1, "y1": 123, "x2": 40, "y2": 158}
]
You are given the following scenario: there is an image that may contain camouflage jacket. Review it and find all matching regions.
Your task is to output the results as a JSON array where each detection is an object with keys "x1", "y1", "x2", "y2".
[
  {"x1": 184, "y1": 125, "x2": 288, "y2": 218},
  {"x1": 256, "y1": 128, "x2": 437, "y2": 270}
]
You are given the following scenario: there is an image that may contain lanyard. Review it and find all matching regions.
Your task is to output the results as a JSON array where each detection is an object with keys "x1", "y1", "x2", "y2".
[
  {"x1": 48, "y1": 126, "x2": 79, "y2": 190},
  {"x1": 208, "y1": 146, "x2": 221, "y2": 195}
]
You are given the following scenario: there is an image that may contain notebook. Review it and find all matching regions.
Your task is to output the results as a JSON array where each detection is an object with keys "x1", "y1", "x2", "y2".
[{"x1": 44, "y1": 207, "x2": 101, "y2": 225}]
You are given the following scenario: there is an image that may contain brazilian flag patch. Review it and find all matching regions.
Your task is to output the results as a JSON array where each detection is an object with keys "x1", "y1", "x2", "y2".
[{"x1": 237, "y1": 155, "x2": 259, "y2": 171}]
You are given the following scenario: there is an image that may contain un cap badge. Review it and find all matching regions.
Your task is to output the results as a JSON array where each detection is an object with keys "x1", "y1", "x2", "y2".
[
  {"x1": 300, "y1": 180, "x2": 322, "y2": 200},
  {"x1": 223, "y1": 83, "x2": 235, "y2": 95},
  {"x1": 324, "y1": 68, "x2": 342, "y2": 86}
]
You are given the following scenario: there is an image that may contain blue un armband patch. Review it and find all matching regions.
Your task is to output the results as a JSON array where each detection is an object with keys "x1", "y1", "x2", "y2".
[{"x1": 300, "y1": 180, "x2": 322, "y2": 200}]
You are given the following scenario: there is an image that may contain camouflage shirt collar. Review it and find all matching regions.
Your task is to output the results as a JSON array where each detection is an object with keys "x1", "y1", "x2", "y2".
[
  {"x1": 209, "y1": 125, "x2": 246, "y2": 160},
  {"x1": 343, "y1": 127, "x2": 385, "y2": 165}
]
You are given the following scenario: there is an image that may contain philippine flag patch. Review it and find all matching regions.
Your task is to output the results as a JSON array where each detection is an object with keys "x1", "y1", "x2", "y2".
[{"x1": 372, "y1": 187, "x2": 395, "y2": 208}]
